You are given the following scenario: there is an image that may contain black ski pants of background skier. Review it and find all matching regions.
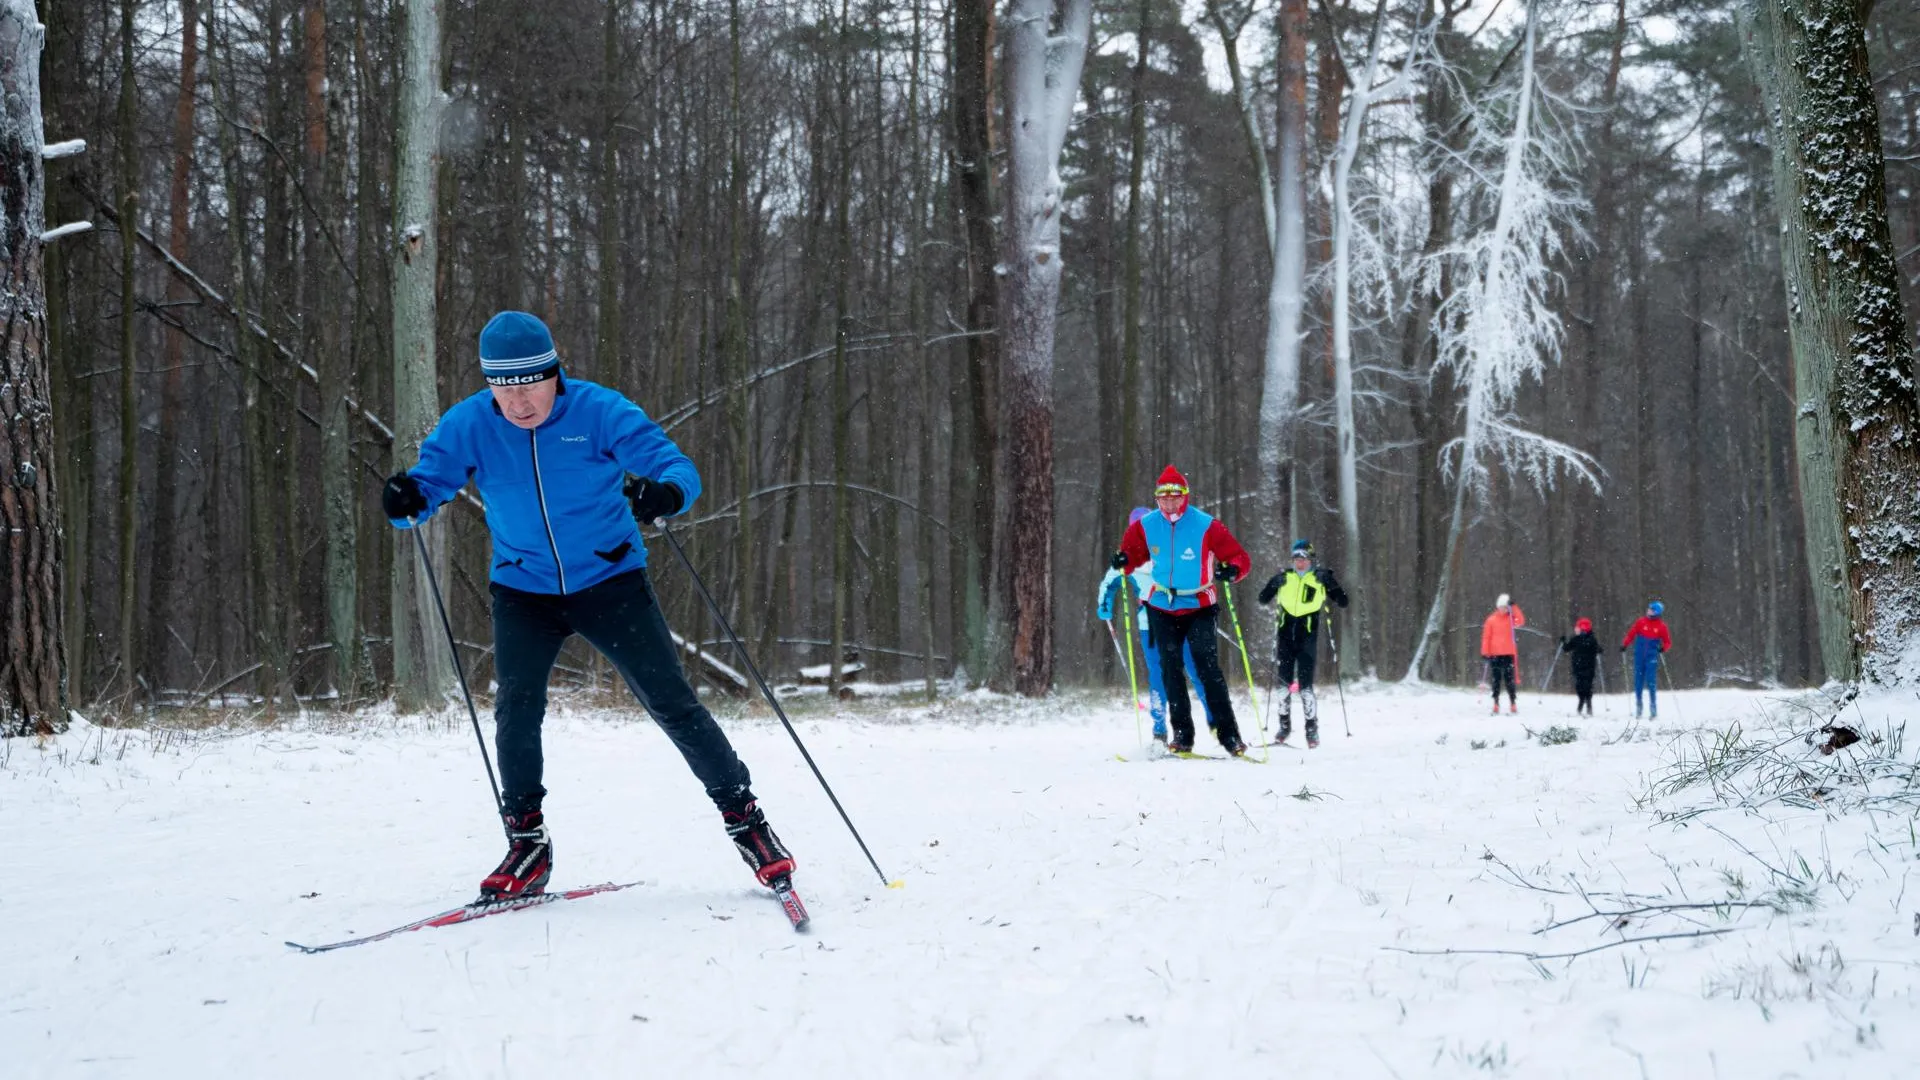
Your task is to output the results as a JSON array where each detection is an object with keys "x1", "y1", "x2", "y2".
[
  {"x1": 1146, "y1": 606, "x2": 1243, "y2": 750},
  {"x1": 491, "y1": 568, "x2": 752, "y2": 815},
  {"x1": 1573, "y1": 674, "x2": 1594, "y2": 716},
  {"x1": 1487, "y1": 655, "x2": 1517, "y2": 709},
  {"x1": 1274, "y1": 616, "x2": 1321, "y2": 740}
]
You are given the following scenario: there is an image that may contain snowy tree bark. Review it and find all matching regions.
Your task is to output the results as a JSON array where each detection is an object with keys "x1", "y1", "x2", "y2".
[
  {"x1": 1745, "y1": 0, "x2": 1920, "y2": 681},
  {"x1": 1257, "y1": 0, "x2": 1310, "y2": 563},
  {"x1": 997, "y1": 0, "x2": 1090, "y2": 696},
  {"x1": 391, "y1": 0, "x2": 451, "y2": 711},
  {"x1": 0, "y1": 3, "x2": 65, "y2": 736}
]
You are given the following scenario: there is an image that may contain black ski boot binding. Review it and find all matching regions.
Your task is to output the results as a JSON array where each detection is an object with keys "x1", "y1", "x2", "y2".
[
  {"x1": 479, "y1": 806, "x2": 553, "y2": 902},
  {"x1": 724, "y1": 800, "x2": 796, "y2": 887}
]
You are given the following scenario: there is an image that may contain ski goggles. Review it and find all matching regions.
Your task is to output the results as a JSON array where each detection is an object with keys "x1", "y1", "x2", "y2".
[{"x1": 1154, "y1": 483, "x2": 1188, "y2": 498}]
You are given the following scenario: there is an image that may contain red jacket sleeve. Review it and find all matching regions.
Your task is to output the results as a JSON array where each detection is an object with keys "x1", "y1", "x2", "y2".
[
  {"x1": 1119, "y1": 519, "x2": 1151, "y2": 574},
  {"x1": 1656, "y1": 621, "x2": 1672, "y2": 651},
  {"x1": 1621, "y1": 622, "x2": 1636, "y2": 649},
  {"x1": 1204, "y1": 520, "x2": 1252, "y2": 581}
]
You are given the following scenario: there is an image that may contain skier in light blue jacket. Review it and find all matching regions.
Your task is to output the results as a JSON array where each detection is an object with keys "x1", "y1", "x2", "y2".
[{"x1": 1097, "y1": 507, "x2": 1215, "y2": 743}]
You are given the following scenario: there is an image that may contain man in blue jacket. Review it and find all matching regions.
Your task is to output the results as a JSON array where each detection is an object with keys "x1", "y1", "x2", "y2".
[{"x1": 381, "y1": 310, "x2": 794, "y2": 901}]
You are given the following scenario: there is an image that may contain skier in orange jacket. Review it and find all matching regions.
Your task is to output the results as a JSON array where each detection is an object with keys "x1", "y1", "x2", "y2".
[{"x1": 1481, "y1": 594, "x2": 1525, "y2": 715}]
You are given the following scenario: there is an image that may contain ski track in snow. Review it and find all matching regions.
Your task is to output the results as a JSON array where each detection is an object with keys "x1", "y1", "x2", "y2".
[{"x1": 5, "y1": 685, "x2": 1918, "y2": 1078}]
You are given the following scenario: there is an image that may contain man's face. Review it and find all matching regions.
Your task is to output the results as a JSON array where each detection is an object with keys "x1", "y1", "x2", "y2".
[
  {"x1": 491, "y1": 378, "x2": 559, "y2": 430},
  {"x1": 1154, "y1": 492, "x2": 1185, "y2": 519},
  {"x1": 1292, "y1": 555, "x2": 1310, "y2": 574}
]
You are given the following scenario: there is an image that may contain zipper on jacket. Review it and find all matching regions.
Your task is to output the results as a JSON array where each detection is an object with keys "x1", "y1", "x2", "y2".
[{"x1": 528, "y1": 430, "x2": 568, "y2": 594}]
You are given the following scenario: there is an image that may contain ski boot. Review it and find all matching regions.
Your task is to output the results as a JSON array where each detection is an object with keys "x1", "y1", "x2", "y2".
[
  {"x1": 1509, "y1": 702, "x2": 1518, "y2": 715},
  {"x1": 724, "y1": 800, "x2": 796, "y2": 887},
  {"x1": 479, "y1": 806, "x2": 553, "y2": 902},
  {"x1": 1219, "y1": 723, "x2": 1249, "y2": 757}
]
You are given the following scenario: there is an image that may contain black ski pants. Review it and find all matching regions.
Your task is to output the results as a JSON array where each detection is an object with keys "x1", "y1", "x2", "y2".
[
  {"x1": 491, "y1": 569, "x2": 752, "y2": 816},
  {"x1": 1146, "y1": 605, "x2": 1242, "y2": 749},
  {"x1": 1274, "y1": 614, "x2": 1320, "y2": 689},
  {"x1": 1487, "y1": 654, "x2": 1517, "y2": 706},
  {"x1": 1572, "y1": 673, "x2": 1594, "y2": 715}
]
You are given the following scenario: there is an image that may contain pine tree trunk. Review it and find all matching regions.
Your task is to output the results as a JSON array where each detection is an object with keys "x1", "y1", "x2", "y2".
[
  {"x1": 1117, "y1": 0, "x2": 1149, "y2": 523},
  {"x1": 115, "y1": 0, "x2": 139, "y2": 704},
  {"x1": 147, "y1": 0, "x2": 197, "y2": 692},
  {"x1": 1745, "y1": 0, "x2": 1920, "y2": 681},
  {"x1": 951, "y1": 0, "x2": 998, "y2": 681},
  {"x1": 0, "y1": 2, "x2": 67, "y2": 737},
  {"x1": 391, "y1": 0, "x2": 450, "y2": 710},
  {"x1": 998, "y1": 0, "x2": 1090, "y2": 696}
]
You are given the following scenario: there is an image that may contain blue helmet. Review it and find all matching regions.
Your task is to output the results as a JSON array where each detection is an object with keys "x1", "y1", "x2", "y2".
[{"x1": 1648, "y1": 600, "x2": 1664, "y2": 617}]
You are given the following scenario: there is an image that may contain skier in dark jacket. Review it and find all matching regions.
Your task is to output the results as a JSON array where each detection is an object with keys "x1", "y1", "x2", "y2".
[
  {"x1": 381, "y1": 310, "x2": 794, "y2": 902},
  {"x1": 1557, "y1": 618, "x2": 1602, "y2": 716},
  {"x1": 1256, "y1": 539, "x2": 1348, "y2": 748}
]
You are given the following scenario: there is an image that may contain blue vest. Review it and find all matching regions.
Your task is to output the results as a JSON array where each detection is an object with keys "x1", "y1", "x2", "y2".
[{"x1": 1140, "y1": 509, "x2": 1216, "y2": 611}]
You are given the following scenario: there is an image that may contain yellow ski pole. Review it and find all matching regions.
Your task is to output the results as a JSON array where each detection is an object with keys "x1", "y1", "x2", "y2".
[
  {"x1": 1118, "y1": 575, "x2": 1146, "y2": 746},
  {"x1": 1221, "y1": 581, "x2": 1266, "y2": 760}
]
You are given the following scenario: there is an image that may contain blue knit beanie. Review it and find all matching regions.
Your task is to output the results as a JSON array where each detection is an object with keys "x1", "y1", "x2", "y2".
[{"x1": 479, "y1": 311, "x2": 561, "y2": 385}]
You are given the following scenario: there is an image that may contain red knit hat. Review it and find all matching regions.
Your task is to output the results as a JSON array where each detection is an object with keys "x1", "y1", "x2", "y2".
[
  {"x1": 1154, "y1": 466, "x2": 1188, "y2": 496},
  {"x1": 1575, "y1": 617, "x2": 1592, "y2": 633}
]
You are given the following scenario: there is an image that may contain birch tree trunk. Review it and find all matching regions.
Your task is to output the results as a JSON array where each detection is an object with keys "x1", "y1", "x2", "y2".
[
  {"x1": 998, "y1": 0, "x2": 1090, "y2": 696},
  {"x1": 1745, "y1": 0, "x2": 1920, "y2": 681},
  {"x1": 1258, "y1": 0, "x2": 1309, "y2": 563},
  {"x1": 391, "y1": 0, "x2": 450, "y2": 710},
  {"x1": 0, "y1": 2, "x2": 67, "y2": 736}
]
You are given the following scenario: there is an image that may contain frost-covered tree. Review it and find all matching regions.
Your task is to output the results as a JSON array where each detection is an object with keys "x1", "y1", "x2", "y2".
[
  {"x1": 996, "y1": 0, "x2": 1092, "y2": 695},
  {"x1": 0, "y1": 1, "x2": 66, "y2": 736},
  {"x1": 1406, "y1": 0, "x2": 1598, "y2": 680},
  {"x1": 1744, "y1": 0, "x2": 1920, "y2": 682},
  {"x1": 1326, "y1": 0, "x2": 1422, "y2": 678}
]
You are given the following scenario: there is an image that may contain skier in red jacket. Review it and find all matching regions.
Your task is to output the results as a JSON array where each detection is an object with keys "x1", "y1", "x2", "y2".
[{"x1": 1113, "y1": 466, "x2": 1253, "y2": 756}]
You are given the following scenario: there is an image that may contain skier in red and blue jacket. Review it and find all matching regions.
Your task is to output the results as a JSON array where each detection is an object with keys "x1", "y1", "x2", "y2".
[
  {"x1": 381, "y1": 310, "x2": 793, "y2": 902},
  {"x1": 1620, "y1": 601, "x2": 1672, "y2": 719},
  {"x1": 1113, "y1": 466, "x2": 1252, "y2": 756}
]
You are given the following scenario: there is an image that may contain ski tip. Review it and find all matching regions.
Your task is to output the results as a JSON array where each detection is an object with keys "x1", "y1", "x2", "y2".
[{"x1": 285, "y1": 941, "x2": 322, "y2": 954}]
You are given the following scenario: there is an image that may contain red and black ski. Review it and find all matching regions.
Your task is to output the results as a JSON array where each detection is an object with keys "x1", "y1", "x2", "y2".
[
  {"x1": 285, "y1": 880, "x2": 644, "y2": 954},
  {"x1": 770, "y1": 876, "x2": 811, "y2": 932}
]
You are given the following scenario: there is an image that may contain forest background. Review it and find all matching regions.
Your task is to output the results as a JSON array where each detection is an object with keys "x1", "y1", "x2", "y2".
[{"x1": 23, "y1": 0, "x2": 1920, "y2": 713}]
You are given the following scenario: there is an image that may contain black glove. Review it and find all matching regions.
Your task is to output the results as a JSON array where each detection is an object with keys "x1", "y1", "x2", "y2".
[
  {"x1": 1257, "y1": 574, "x2": 1282, "y2": 605},
  {"x1": 1214, "y1": 563, "x2": 1240, "y2": 583},
  {"x1": 1619, "y1": 645, "x2": 1627, "y2": 653},
  {"x1": 382, "y1": 473, "x2": 427, "y2": 519},
  {"x1": 625, "y1": 477, "x2": 685, "y2": 524},
  {"x1": 1110, "y1": 551, "x2": 1127, "y2": 571}
]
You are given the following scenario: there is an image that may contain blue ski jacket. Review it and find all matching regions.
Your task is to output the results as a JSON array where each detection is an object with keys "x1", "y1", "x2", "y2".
[{"x1": 391, "y1": 378, "x2": 701, "y2": 595}]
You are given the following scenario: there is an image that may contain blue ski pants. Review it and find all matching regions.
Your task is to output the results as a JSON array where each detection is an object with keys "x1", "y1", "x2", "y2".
[{"x1": 1632, "y1": 648, "x2": 1661, "y2": 715}]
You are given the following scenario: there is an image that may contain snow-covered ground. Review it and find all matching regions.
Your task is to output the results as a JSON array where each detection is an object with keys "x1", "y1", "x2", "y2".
[{"x1": 6, "y1": 682, "x2": 1917, "y2": 1078}]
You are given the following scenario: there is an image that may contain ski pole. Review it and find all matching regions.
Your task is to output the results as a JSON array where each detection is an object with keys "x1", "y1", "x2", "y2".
[
  {"x1": 409, "y1": 524, "x2": 504, "y2": 821},
  {"x1": 1538, "y1": 642, "x2": 1562, "y2": 696},
  {"x1": 1326, "y1": 611, "x2": 1352, "y2": 737},
  {"x1": 1118, "y1": 576, "x2": 1146, "y2": 746},
  {"x1": 656, "y1": 517, "x2": 899, "y2": 889},
  {"x1": 1220, "y1": 580, "x2": 1266, "y2": 756},
  {"x1": 1659, "y1": 651, "x2": 1682, "y2": 723}
]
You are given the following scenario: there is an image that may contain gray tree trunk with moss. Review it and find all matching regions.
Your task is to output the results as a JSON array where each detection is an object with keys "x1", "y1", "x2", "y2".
[
  {"x1": 1745, "y1": 0, "x2": 1920, "y2": 682},
  {"x1": 391, "y1": 0, "x2": 451, "y2": 710}
]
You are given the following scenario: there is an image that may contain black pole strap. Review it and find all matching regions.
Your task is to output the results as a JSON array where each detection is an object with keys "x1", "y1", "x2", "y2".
[
  {"x1": 656, "y1": 517, "x2": 897, "y2": 889},
  {"x1": 411, "y1": 524, "x2": 505, "y2": 821}
]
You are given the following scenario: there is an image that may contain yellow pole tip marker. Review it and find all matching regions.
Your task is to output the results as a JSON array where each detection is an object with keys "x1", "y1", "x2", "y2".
[{"x1": 887, "y1": 878, "x2": 906, "y2": 890}]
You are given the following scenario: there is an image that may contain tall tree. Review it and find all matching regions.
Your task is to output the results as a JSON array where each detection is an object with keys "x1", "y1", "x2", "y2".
[
  {"x1": 391, "y1": 0, "x2": 450, "y2": 710},
  {"x1": 1257, "y1": 0, "x2": 1310, "y2": 562},
  {"x1": 0, "y1": 0, "x2": 66, "y2": 737},
  {"x1": 998, "y1": 0, "x2": 1092, "y2": 695},
  {"x1": 114, "y1": 0, "x2": 138, "y2": 701},
  {"x1": 951, "y1": 0, "x2": 998, "y2": 678},
  {"x1": 147, "y1": 0, "x2": 197, "y2": 690},
  {"x1": 1745, "y1": 0, "x2": 1920, "y2": 680}
]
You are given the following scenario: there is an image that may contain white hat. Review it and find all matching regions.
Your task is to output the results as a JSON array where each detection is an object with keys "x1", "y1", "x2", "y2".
[{"x1": 1496, "y1": 593, "x2": 1510, "y2": 608}]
